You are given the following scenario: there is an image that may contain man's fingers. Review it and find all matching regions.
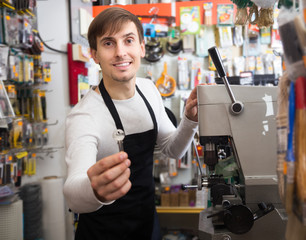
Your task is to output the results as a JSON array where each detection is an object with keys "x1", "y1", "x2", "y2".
[
  {"x1": 93, "y1": 168, "x2": 132, "y2": 202},
  {"x1": 88, "y1": 152, "x2": 128, "y2": 177},
  {"x1": 101, "y1": 179, "x2": 132, "y2": 202},
  {"x1": 189, "y1": 86, "x2": 197, "y2": 99},
  {"x1": 90, "y1": 158, "x2": 131, "y2": 187},
  {"x1": 87, "y1": 152, "x2": 132, "y2": 202}
]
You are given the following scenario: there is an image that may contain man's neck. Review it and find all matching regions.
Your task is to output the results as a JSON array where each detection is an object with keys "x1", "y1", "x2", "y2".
[{"x1": 96, "y1": 78, "x2": 136, "y2": 100}]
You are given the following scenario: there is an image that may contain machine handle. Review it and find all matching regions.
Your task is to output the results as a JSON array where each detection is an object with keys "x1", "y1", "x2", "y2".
[
  {"x1": 208, "y1": 46, "x2": 226, "y2": 78},
  {"x1": 208, "y1": 46, "x2": 244, "y2": 115},
  {"x1": 181, "y1": 184, "x2": 198, "y2": 190}
]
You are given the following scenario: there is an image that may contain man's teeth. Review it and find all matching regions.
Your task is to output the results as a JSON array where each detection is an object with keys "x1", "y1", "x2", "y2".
[{"x1": 115, "y1": 62, "x2": 129, "y2": 67}]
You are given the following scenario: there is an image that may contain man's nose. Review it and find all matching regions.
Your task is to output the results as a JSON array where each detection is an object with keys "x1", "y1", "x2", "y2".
[{"x1": 115, "y1": 43, "x2": 127, "y2": 57}]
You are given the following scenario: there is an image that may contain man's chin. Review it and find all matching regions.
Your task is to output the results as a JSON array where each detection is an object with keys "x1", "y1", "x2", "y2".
[{"x1": 112, "y1": 75, "x2": 135, "y2": 83}]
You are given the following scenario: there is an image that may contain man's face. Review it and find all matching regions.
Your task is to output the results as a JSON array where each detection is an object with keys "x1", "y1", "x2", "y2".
[{"x1": 91, "y1": 21, "x2": 145, "y2": 84}]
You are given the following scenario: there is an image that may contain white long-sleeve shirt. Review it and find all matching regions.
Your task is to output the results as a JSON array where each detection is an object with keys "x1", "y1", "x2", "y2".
[{"x1": 64, "y1": 78, "x2": 198, "y2": 213}]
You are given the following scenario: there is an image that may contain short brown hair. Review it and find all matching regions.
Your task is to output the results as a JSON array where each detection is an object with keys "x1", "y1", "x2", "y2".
[{"x1": 88, "y1": 7, "x2": 144, "y2": 50}]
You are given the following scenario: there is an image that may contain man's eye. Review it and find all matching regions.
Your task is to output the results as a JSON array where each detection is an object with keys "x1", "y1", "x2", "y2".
[
  {"x1": 104, "y1": 42, "x2": 113, "y2": 46},
  {"x1": 126, "y1": 38, "x2": 134, "y2": 44}
]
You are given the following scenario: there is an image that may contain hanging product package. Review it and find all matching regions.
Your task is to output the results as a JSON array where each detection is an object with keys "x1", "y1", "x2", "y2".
[
  {"x1": 233, "y1": 25, "x2": 244, "y2": 47},
  {"x1": 217, "y1": 4, "x2": 234, "y2": 27},
  {"x1": 243, "y1": 24, "x2": 260, "y2": 57},
  {"x1": 233, "y1": 56, "x2": 245, "y2": 76},
  {"x1": 263, "y1": 52, "x2": 275, "y2": 75},
  {"x1": 177, "y1": 57, "x2": 189, "y2": 90},
  {"x1": 33, "y1": 89, "x2": 43, "y2": 122},
  {"x1": 203, "y1": 2, "x2": 213, "y2": 25},
  {"x1": 183, "y1": 34, "x2": 195, "y2": 53},
  {"x1": 3, "y1": 8, "x2": 19, "y2": 46},
  {"x1": 218, "y1": 26, "x2": 233, "y2": 48},
  {"x1": 260, "y1": 27, "x2": 272, "y2": 45},
  {"x1": 180, "y1": 6, "x2": 201, "y2": 35},
  {"x1": 255, "y1": 56, "x2": 265, "y2": 75},
  {"x1": 190, "y1": 59, "x2": 203, "y2": 88},
  {"x1": 246, "y1": 56, "x2": 256, "y2": 73},
  {"x1": 9, "y1": 118, "x2": 23, "y2": 149},
  {"x1": 196, "y1": 26, "x2": 215, "y2": 57},
  {"x1": 0, "y1": 80, "x2": 15, "y2": 119},
  {"x1": 0, "y1": 47, "x2": 8, "y2": 80}
]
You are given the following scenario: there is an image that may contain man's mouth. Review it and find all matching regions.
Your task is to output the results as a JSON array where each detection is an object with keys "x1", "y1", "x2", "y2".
[{"x1": 113, "y1": 62, "x2": 131, "y2": 67}]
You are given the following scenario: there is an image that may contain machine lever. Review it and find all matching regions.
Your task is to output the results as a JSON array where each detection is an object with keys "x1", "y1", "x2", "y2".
[
  {"x1": 182, "y1": 173, "x2": 209, "y2": 191},
  {"x1": 181, "y1": 184, "x2": 198, "y2": 190},
  {"x1": 208, "y1": 46, "x2": 244, "y2": 115},
  {"x1": 253, "y1": 202, "x2": 275, "y2": 221},
  {"x1": 207, "y1": 46, "x2": 227, "y2": 78}
]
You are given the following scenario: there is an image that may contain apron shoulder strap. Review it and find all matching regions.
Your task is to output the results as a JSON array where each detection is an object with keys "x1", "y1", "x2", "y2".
[
  {"x1": 99, "y1": 79, "x2": 124, "y2": 131},
  {"x1": 136, "y1": 85, "x2": 158, "y2": 136}
]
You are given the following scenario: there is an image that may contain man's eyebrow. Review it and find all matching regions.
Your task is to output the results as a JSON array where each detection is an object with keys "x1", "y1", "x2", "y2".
[
  {"x1": 100, "y1": 36, "x2": 114, "y2": 43},
  {"x1": 100, "y1": 32, "x2": 136, "y2": 43},
  {"x1": 123, "y1": 32, "x2": 136, "y2": 38}
]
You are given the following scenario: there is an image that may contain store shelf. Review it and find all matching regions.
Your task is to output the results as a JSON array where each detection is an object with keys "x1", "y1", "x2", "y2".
[
  {"x1": 156, "y1": 206, "x2": 204, "y2": 214},
  {"x1": 93, "y1": 0, "x2": 236, "y2": 26}
]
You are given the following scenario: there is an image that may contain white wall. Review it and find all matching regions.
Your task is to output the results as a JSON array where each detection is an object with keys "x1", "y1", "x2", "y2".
[{"x1": 36, "y1": 0, "x2": 71, "y2": 179}]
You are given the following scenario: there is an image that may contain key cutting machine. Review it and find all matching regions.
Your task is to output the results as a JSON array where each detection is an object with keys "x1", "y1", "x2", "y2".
[{"x1": 183, "y1": 47, "x2": 287, "y2": 240}]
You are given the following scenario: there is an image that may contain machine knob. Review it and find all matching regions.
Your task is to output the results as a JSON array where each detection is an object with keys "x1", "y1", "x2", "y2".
[
  {"x1": 223, "y1": 205, "x2": 254, "y2": 234},
  {"x1": 221, "y1": 234, "x2": 231, "y2": 240},
  {"x1": 222, "y1": 200, "x2": 231, "y2": 207},
  {"x1": 231, "y1": 101, "x2": 244, "y2": 115}
]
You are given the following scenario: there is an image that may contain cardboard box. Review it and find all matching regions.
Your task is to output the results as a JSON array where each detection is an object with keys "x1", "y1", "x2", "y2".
[
  {"x1": 170, "y1": 192, "x2": 179, "y2": 206},
  {"x1": 179, "y1": 190, "x2": 189, "y2": 206},
  {"x1": 161, "y1": 193, "x2": 170, "y2": 207}
]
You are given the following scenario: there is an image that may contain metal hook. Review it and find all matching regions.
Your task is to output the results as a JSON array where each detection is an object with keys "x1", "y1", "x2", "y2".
[
  {"x1": 149, "y1": 7, "x2": 159, "y2": 24},
  {"x1": 149, "y1": 7, "x2": 159, "y2": 15},
  {"x1": 43, "y1": 89, "x2": 53, "y2": 93},
  {"x1": 36, "y1": 156, "x2": 44, "y2": 161},
  {"x1": 47, "y1": 120, "x2": 58, "y2": 126}
]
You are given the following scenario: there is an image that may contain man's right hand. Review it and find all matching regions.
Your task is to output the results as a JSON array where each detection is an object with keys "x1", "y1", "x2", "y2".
[{"x1": 87, "y1": 152, "x2": 131, "y2": 203}]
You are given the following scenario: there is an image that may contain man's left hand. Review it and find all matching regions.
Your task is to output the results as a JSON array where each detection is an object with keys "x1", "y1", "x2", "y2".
[{"x1": 185, "y1": 87, "x2": 198, "y2": 122}]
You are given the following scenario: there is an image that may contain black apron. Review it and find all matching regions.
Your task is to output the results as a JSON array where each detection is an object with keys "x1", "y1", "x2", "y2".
[{"x1": 75, "y1": 80, "x2": 161, "y2": 240}]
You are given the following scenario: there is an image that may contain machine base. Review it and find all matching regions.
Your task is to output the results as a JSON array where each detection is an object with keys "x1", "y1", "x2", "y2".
[{"x1": 198, "y1": 207, "x2": 287, "y2": 240}]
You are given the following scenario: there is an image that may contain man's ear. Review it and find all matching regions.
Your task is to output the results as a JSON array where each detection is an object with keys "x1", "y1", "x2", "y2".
[
  {"x1": 140, "y1": 40, "x2": 145, "y2": 58},
  {"x1": 90, "y1": 49, "x2": 99, "y2": 64}
]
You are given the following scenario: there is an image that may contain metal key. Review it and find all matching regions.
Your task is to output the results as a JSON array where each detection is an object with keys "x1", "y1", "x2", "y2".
[{"x1": 112, "y1": 129, "x2": 125, "y2": 152}]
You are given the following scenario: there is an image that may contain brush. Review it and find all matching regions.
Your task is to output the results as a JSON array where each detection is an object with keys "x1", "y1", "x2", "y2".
[
  {"x1": 285, "y1": 81, "x2": 296, "y2": 214},
  {"x1": 295, "y1": 77, "x2": 306, "y2": 212}
]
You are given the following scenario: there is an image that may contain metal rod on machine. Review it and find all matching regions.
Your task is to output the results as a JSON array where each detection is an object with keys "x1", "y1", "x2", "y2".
[{"x1": 208, "y1": 46, "x2": 244, "y2": 115}]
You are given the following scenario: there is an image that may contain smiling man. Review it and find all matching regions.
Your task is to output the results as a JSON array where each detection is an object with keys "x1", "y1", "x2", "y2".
[{"x1": 64, "y1": 7, "x2": 198, "y2": 240}]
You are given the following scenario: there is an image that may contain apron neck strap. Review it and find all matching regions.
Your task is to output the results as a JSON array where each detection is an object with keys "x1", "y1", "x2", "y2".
[{"x1": 99, "y1": 79, "x2": 124, "y2": 131}]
